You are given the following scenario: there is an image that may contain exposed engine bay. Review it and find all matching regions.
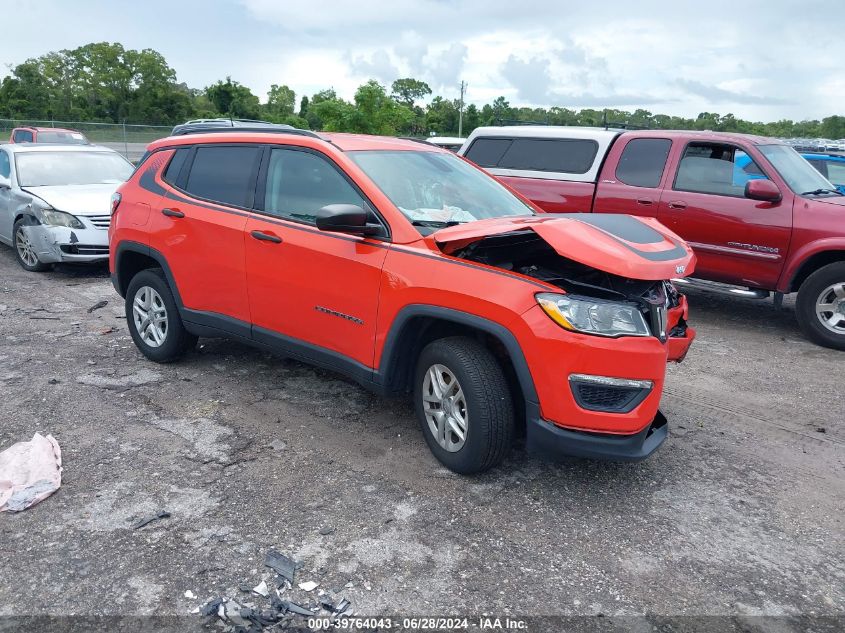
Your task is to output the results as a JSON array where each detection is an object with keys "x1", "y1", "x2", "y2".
[{"x1": 449, "y1": 230, "x2": 682, "y2": 338}]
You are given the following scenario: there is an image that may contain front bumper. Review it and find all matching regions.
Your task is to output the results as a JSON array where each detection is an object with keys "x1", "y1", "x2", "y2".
[
  {"x1": 507, "y1": 293, "x2": 694, "y2": 462},
  {"x1": 21, "y1": 223, "x2": 109, "y2": 263},
  {"x1": 526, "y1": 406, "x2": 668, "y2": 461}
]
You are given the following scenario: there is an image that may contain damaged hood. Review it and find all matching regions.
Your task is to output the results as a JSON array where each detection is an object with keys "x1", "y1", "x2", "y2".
[
  {"x1": 23, "y1": 184, "x2": 120, "y2": 216},
  {"x1": 433, "y1": 213, "x2": 695, "y2": 281}
]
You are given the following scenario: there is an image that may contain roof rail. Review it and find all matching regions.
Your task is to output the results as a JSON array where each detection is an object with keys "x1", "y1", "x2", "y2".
[{"x1": 170, "y1": 125, "x2": 322, "y2": 139}]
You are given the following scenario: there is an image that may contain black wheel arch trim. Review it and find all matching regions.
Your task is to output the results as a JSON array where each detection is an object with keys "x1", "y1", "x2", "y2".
[
  {"x1": 375, "y1": 304, "x2": 539, "y2": 404},
  {"x1": 113, "y1": 241, "x2": 185, "y2": 308}
]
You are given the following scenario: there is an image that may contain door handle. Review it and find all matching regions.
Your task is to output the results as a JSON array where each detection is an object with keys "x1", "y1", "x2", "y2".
[
  {"x1": 636, "y1": 197, "x2": 654, "y2": 205},
  {"x1": 250, "y1": 230, "x2": 282, "y2": 244},
  {"x1": 667, "y1": 201, "x2": 687, "y2": 210},
  {"x1": 162, "y1": 208, "x2": 184, "y2": 218}
]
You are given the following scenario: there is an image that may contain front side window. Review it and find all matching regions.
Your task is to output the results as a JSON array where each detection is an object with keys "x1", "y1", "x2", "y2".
[
  {"x1": 674, "y1": 143, "x2": 768, "y2": 197},
  {"x1": 0, "y1": 151, "x2": 10, "y2": 179},
  {"x1": 183, "y1": 145, "x2": 261, "y2": 207},
  {"x1": 615, "y1": 138, "x2": 671, "y2": 188},
  {"x1": 263, "y1": 149, "x2": 364, "y2": 224},
  {"x1": 349, "y1": 150, "x2": 533, "y2": 230},
  {"x1": 758, "y1": 144, "x2": 837, "y2": 195},
  {"x1": 15, "y1": 151, "x2": 133, "y2": 187}
]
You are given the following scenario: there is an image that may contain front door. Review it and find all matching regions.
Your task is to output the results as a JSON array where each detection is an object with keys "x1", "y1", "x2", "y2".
[
  {"x1": 657, "y1": 141, "x2": 792, "y2": 288},
  {"x1": 244, "y1": 147, "x2": 388, "y2": 369}
]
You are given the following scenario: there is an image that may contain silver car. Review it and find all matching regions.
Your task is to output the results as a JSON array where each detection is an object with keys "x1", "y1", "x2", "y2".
[{"x1": 0, "y1": 144, "x2": 134, "y2": 271}]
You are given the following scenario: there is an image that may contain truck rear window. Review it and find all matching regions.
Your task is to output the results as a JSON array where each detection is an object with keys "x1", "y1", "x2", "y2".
[
  {"x1": 615, "y1": 138, "x2": 672, "y2": 188},
  {"x1": 465, "y1": 137, "x2": 599, "y2": 175}
]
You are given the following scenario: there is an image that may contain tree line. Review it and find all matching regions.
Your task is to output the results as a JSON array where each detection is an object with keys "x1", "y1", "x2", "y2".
[{"x1": 1, "y1": 42, "x2": 843, "y2": 140}]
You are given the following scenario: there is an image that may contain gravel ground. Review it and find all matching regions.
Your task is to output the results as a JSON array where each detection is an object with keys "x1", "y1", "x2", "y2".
[{"x1": 0, "y1": 246, "x2": 842, "y2": 631}]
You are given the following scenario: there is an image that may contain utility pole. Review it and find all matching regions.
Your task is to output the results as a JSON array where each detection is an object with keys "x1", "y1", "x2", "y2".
[{"x1": 458, "y1": 80, "x2": 466, "y2": 138}]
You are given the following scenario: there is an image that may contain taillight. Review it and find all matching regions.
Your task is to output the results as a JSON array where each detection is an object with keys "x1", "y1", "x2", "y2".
[{"x1": 110, "y1": 192, "x2": 122, "y2": 215}]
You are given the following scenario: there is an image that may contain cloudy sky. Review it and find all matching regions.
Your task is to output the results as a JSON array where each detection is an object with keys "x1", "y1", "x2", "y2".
[{"x1": 3, "y1": 0, "x2": 843, "y2": 121}]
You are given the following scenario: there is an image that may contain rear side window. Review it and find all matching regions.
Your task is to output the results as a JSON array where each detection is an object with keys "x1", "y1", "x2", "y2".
[
  {"x1": 263, "y1": 148, "x2": 364, "y2": 224},
  {"x1": 13, "y1": 130, "x2": 33, "y2": 143},
  {"x1": 163, "y1": 148, "x2": 190, "y2": 185},
  {"x1": 466, "y1": 137, "x2": 598, "y2": 174},
  {"x1": 615, "y1": 138, "x2": 671, "y2": 188},
  {"x1": 183, "y1": 145, "x2": 261, "y2": 207},
  {"x1": 826, "y1": 161, "x2": 845, "y2": 184}
]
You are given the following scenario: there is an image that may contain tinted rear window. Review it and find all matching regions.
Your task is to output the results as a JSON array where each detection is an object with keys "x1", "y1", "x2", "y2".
[
  {"x1": 464, "y1": 138, "x2": 513, "y2": 167},
  {"x1": 615, "y1": 138, "x2": 671, "y2": 188},
  {"x1": 183, "y1": 145, "x2": 261, "y2": 207},
  {"x1": 466, "y1": 137, "x2": 598, "y2": 174}
]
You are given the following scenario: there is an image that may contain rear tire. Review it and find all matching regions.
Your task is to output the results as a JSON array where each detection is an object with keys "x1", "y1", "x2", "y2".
[
  {"x1": 414, "y1": 337, "x2": 514, "y2": 474},
  {"x1": 125, "y1": 268, "x2": 197, "y2": 363},
  {"x1": 796, "y1": 262, "x2": 845, "y2": 350},
  {"x1": 13, "y1": 219, "x2": 52, "y2": 272}
]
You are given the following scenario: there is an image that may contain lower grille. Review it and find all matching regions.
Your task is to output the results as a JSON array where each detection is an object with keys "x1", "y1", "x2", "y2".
[
  {"x1": 569, "y1": 377, "x2": 652, "y2": 413},
  {"x1": 60, "y1": 244, "x2": 109, "y2": 256},
  {"x1": 87, "y1": 215, "x2": 111, "y2": 229}
]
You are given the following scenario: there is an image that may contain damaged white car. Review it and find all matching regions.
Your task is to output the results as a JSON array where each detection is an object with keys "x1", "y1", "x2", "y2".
[{"x1": 0, "y1": 144, "x2": 133, "y2": 271}]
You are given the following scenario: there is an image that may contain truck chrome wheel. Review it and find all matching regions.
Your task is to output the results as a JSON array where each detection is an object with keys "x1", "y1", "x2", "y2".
[
  {"x1": 132, "y1": 286, "x2": 169, "y2": 348},
  {"x1": 422, "y1": 363, "x2": 468, "y2": 453},
  {"x1": 815, "y1": 282, "x2": 845, "y2": 334},
  {"x1": 15, "y1": 227, "x2": 39, "y2": 267}
]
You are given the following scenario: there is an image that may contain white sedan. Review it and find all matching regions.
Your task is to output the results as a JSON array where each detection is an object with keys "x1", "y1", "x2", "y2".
[{"x1": 0, "y1": 144, "x2": 133, "y2": 271}]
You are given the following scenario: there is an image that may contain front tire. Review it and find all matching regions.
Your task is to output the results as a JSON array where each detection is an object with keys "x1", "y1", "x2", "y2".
[
  {"x1": 796, "y1": 262, "x2": 845, "y2": 350},
  {"x1": 414, "y1": 337, "x2": 514, "y2": 474},
  {"x1": 125, "y1": 268, "x2": 197, "y2": 363},
  {"x1": 13, "y1": 219, "x2": 52, "y2": 272}
]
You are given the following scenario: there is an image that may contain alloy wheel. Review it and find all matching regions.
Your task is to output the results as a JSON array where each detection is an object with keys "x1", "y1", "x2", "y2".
[
  {"x1": 422, "y1": 363, "x2": 468, "y2": 453},
  {"x1": 132, "y1": 286, "x2": 169, "y2": 348},
  {"x1": 815, "y1": 282, "x2": 845, "y2": 334},
  {"x1": 15, "y1": 227, "x2": 38, "y2": 268}
]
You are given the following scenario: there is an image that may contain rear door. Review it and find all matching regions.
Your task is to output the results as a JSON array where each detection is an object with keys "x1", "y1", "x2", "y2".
[
  {"x1": 244, "y1": 146, "x2": 388, "y2": 369},
  {"x1": 593, "y1": 136, "x2": 673, "y2": 217},
  {"x1": 147, "y1": 144, "x2": 260, "y2": 324},
  {"x1": 657, "y1": 141, "x2": 792, "y2": 288}
]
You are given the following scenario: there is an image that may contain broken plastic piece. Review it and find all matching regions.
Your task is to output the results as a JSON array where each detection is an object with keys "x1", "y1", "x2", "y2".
[
  {"x1": 298, "y1": 580, "x2": 318, "y2": 592},
  {"x1": 132, "y1": 510, "x2": 171, "y2": 529},
  {"x1": 283, "y1": 601, "x2": 315, "y2": 617},
  {"x1": 252, "y1": 580, "x2": 269, "y2": 597},
  {"x1": 199, "y1": 597, "x2": 223, "y2": 617},
  {"x1": 87, "y1": 300, "x2": 108, "y2": 313},
  {"x1": 334, "y1": 598, "x2": 351, "y2": 614},
  {"x1": 264, "y1": 550, "x2": 298, "y2": 584},
  {"x1": 184, "y1": 590, "x2": 196, "y2": 599},
  {"x1": 318, "y1": 526, "x2": 335, "y2": 535}
]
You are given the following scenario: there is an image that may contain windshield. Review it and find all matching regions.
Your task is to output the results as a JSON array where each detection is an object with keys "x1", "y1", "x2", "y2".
[
  {"x1": 758, "y1": 144, "x2": 838, "y2": 195},
  {"x1": 348, "y1": 150, "x2": 534, "y2": 229},
  {"x1": 16, "y1": 151, "x2": 133, "y2": 187},
  {"x1": 36, "y1": 131, "x2": 88, "y2": 144}
]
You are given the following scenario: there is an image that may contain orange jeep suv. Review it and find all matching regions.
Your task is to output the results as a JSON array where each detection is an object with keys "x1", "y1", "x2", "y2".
[{"x1": 109, "y1": 124, "x2": 696, "y2": 473}]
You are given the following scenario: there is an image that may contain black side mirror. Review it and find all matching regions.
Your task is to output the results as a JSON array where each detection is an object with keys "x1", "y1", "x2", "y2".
[{"x1": 315, "y1": 204, "x2": 384, "y2": 236}]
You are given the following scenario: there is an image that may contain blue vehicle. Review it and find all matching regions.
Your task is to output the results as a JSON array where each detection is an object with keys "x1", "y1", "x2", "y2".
[
  {"x1": 801, "y1": 153, "x2": 845, "y2": 194},
  {"x1": 733, "y1": 151, "x2": 845, "y2": 194}
]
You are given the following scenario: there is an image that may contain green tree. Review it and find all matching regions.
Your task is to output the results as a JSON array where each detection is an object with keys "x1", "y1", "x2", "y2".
[
  {"x1": 391, "y1": 78, "x2": 432, "y2": 106},
  {"x1": 206, "y1": 77, "x2": 260, "y2": 119},
  {"x1": 265, "y1": 84, "x2": 296, "y2": 119}
]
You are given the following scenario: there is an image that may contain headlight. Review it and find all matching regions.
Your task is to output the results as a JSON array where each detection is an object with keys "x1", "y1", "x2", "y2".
[
  {"x1": 536, "y1": 292, "x2": 650, "y2": 337},
  {"x1": 41, "y1": 209, "x2": 84, "y2": 229}
]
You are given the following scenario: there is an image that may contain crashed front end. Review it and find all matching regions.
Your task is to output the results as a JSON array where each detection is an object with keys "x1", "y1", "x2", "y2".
[
  {"x1": 435, "y1": 213, "x2": 696, "y2": 461},
  {"x1": 18, "y1": 213, "x2": 110, "y2": 264}
]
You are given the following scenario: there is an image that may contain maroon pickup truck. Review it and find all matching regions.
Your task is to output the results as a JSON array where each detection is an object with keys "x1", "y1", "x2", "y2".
[{"x1": 459, "y1": 126, "x2": 845, "y2": 350}]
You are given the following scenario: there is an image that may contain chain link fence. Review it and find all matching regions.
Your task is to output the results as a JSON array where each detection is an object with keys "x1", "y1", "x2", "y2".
[{"x1": 0, "y1": 119, "x2": 172, "y2": 162}]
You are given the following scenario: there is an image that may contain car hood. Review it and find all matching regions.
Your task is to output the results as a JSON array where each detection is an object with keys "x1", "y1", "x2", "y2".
[
  {"x1": 811, "y1": 195, "x2": 845, "y2": 207},
  {"x1": 433, "y1": 213, "x2": 696, "y2": 281},
  {"x1": 23, "y1": 184, "x2": 120, "y2": 216}
]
